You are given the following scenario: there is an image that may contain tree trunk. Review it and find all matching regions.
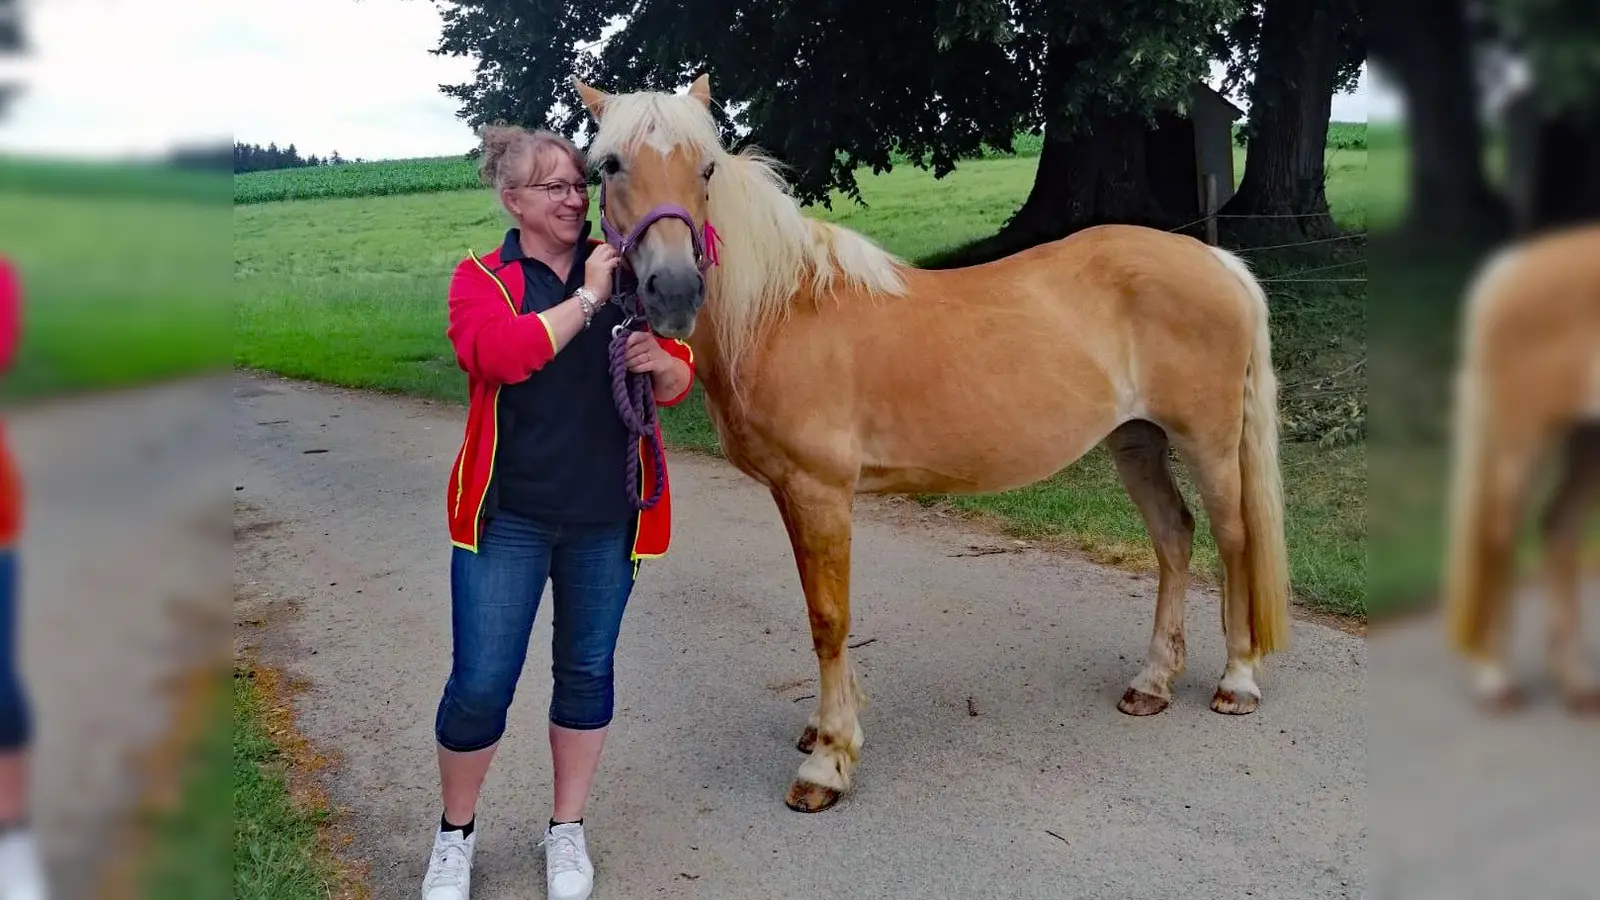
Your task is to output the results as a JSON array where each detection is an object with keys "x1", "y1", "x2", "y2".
[
  {"x1": 1523, "y1": 112, "x2": 1600, "y2": 235},
  {"x1": 921, "y1": 112, "x2": 1181, "y2": 269},
  {"x1": 919, "y1": 37, "x2": 1178, "y2": 270},
  {"x1": 1218, "y1": 0, "x2": 1344, "y2": 245},
  {"x1": 1002, "y1": 114, "x2": 1173, "y2": 242},
  {"x1": 1370, "y1": 0, "x2": 1508, "y2": 245}
]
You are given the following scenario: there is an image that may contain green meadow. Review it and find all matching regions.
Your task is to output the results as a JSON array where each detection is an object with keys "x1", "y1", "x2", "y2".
[{"x1": 236, "y1": 127, "x2": 1369, "y2": 617}]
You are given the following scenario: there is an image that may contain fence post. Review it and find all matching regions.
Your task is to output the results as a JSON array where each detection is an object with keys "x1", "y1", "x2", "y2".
[{"x1": 1204, "y1": 173, "x2": 1218, "y2": 246}]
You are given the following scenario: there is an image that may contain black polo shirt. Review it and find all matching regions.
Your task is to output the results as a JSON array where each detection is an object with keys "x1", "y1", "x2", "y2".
[{"x1": 485, "y1": 222, "x2": 636, "y2": 525}]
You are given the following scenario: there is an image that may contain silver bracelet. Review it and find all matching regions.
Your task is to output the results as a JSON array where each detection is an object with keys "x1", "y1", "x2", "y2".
[{"x1": 573, "y1": 286, "x2": 599, "y2": 328}]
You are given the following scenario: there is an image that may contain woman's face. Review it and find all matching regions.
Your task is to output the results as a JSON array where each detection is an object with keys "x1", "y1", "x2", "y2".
[{"x1": 507, "y1": 148, "x2": 589, "y2": 248}]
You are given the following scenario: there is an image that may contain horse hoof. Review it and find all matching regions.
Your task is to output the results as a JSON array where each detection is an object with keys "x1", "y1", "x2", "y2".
[
  {"x1": 796, "y1": 725, "x2": 818, "y2": 754},
  {"x1": 785, "y1": 779, "x2": 842, "y2": 813},
  {"x1": 1117, "y1": 688, "x2": 1170, "y2": 716},
  {"x1": 1476, "y1": 684, "x2": 1524, "y2": 715},
  {"x1": 1563, "y1": 689, "x2": 1600, "y2": 716},
  {"x1": 1210, "y1": 688, "x2": 1260, "y2": 715}
]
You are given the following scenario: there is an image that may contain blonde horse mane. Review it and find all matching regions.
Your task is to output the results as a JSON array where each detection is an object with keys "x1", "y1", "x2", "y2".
[{"x1": 587, "y1": 89, "x2": 908, "y2": 382}]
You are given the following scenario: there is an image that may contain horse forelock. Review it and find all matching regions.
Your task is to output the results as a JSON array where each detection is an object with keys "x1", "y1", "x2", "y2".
[{"x1": 589, "y1": 88, "x2": 909, "y2": 394}]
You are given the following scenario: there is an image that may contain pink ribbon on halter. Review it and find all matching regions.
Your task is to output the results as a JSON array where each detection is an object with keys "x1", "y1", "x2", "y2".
[{"x1": 703, "y1": 220, "x2": 722, "y2": 268}]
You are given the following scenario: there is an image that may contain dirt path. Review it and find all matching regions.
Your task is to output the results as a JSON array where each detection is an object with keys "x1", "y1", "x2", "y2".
[
  {"x1": 234, "y1": 372, "x2": 1365, "y2": 900},
  {"x1": 7, "y1": 378, "x2": 231, "y2": 898}
]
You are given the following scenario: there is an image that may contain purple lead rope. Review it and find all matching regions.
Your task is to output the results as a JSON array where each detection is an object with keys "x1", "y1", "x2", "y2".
[{"x1": 607, "y1": 310, "x2": 667, "y2": 511}]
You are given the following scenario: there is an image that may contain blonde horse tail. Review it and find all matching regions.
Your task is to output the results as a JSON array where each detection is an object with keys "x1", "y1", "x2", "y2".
[
  {"x1": 1441, "y1": 359, "x2": 1496, "y2": 656},
  {"x1": 1210, "y1": 246, "x2": 1293, "y2": 656},
  {"x1": 1440, "y1": 247, "x2": 1519, "y2": 657}
]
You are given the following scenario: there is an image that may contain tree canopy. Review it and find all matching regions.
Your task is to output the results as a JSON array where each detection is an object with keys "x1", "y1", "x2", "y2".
[{"x1": 435, "y1": 0, "x2": 1240, "y2": 206}]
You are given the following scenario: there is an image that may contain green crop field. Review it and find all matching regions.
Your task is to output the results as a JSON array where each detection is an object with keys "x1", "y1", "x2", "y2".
[
  {"x1": 235, "y1": 155, "x2": 486, "y2": 204},
  {"x1": 236, "y1": 124, "x2": 1369, "y2": 619},
  {"x1": 232, "y1": 123, "x2": 1368, "y2": 206}
]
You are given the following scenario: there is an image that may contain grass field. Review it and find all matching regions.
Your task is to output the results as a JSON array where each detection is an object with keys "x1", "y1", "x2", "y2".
[
  {"x1": 0, "y1": 157, "x2": 232, "y2": 403},
  {"x1": 236, "y1": 127, "x2": 1367, "y2": 617}
]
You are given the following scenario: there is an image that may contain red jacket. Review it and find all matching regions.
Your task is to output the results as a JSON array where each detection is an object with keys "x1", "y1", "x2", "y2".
[
  {"x1": 0, "y1": 258, "x2": 19, "y2": 548},
  {"x1": 444, "y1": 241, "x2": 695, "y2": 558}
]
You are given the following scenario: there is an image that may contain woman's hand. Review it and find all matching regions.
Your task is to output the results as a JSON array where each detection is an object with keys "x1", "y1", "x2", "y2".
[
  {"x1": 624, "y1": 331, "x2": 693, "y2": 403},
  {"x1": 584, "y1": 243, "x2": 622, "y2": 300},
  {"x1": 622, "y1": 330, "x2": 668, "y2": 373}
]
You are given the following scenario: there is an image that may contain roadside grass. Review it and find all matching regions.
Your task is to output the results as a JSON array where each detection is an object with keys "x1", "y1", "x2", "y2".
[
  {"x1": 236, "y1": 143, "x2": 1367, "y2": 617},
  {"x1": 232, "y1": 658, "x2": 354, "y2": 900},
  {"x1": 93, "y1": 665, "x2": 232, "y2": 900}
]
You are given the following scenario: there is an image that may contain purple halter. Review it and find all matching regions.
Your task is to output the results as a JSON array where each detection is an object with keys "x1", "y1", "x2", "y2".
[
  {"x1": 597, "y1": 180, "x2": 720, "y2": 278},
  {"x1": 596, "y1": 177, "x2": 719, "y2": 514}
]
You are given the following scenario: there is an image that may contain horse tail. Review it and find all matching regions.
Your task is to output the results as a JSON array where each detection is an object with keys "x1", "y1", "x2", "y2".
[
  {"x1": 1210, "y1": 246, "x2": 1293, "y2": 656},
  {"x1": 1441, "y1": 357, "x2": 1498, "y2": 655},
  {"x1": 1440, "y1": 247, "x2": 1519, "y2": 657}
]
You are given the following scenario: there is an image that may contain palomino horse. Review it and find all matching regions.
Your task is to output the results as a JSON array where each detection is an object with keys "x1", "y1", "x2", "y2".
[
  {"x1": 574, "y1": 74, "x2": 1292, "y2": 812},
  {"x1": 1441, "y1": 223, "x2": 1600, "y2": 712}
]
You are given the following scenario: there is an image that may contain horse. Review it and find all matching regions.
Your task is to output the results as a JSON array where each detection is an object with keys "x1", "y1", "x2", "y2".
[
  {"x1": 573, "y1": 73, "x2": 1292, "y2": 813},
  {"x1": 1440, "y1": 223, "x2": 1600, "y2": 713}
]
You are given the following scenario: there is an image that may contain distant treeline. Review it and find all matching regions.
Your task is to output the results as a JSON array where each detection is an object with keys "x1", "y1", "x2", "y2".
[{"x1": 234, "y1": 141, "x2": 361, "y2": 174}]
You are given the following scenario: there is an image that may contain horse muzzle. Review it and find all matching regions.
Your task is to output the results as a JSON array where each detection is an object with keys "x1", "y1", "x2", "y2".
[{"x1": 638, "y1": 263, "x2": 704, "y2": 339}]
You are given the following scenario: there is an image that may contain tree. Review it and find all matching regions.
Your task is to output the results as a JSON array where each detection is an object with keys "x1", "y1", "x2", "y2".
[
  {"x1": 0, "y1": 0, "x2": 24, "y2": 53},
  {"x1": 1213, "y1": 0, "x2": 1364, "y2": 243},
  {"x1": 431, "y1": 0, "x2": 1241, "y2": 254},
  {"x1": 1369, "y1": 0, "x2": 1509, "y2": 244},
  {"x1": 1368, "y1": 0, "x2": 1600, "y2": 244},
  {"x1": 1485, "y1": 0, "x2": 1600, "y2": 234}
]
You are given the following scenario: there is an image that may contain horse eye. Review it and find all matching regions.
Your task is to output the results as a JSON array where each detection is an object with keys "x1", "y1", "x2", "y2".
[
  {"x1": 600, "y1": 156, "x2": 621, "y2": 176},
  {"x1": 703, "y1": 162, "x2": 715, "y2": 180}
]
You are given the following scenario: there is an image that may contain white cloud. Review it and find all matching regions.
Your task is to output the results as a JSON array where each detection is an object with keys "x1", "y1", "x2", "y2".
[{"x1": 0, "y1": 0, "x2": 482, "y2": 161}]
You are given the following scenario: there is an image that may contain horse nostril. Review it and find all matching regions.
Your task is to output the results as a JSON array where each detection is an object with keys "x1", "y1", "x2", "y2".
[{"x1": 646, "y1": 273, "x2": 660, "y2": 295}]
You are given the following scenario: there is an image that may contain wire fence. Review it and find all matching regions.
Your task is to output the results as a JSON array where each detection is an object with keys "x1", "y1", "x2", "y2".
[{"x1": 1165, "y1": 211, "x2": 1368, "y2": 286}]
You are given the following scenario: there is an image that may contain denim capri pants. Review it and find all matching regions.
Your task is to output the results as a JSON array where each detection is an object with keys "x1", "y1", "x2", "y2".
[{"x1": 435, "y1": 511, "x2": 637, "y2": 752}]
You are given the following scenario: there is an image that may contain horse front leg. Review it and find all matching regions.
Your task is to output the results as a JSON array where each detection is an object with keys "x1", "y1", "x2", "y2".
[{"x1": 771, "y1": 478, "x2": 864, "y2": 813}]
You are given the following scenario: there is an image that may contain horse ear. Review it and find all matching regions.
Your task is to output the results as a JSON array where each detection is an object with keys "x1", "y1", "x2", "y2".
[
  {"x1": 687, "y1": 73, "x2": 712, "y2": 108},
  {"x1": 572, "y1": 77, "x2": 609, "y2": 121}
]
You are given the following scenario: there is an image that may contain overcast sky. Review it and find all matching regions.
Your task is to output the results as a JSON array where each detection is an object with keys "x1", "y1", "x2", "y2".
[{"x1": 0, "y1": 0, "x2": 1388, "y2": 162}]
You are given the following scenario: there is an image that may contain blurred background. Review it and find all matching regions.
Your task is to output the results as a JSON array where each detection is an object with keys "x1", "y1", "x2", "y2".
[
  {"x1": 1367, "y1": 1, "x2": 1600, "y2": 898},
  {"x1": 0, "y1": 0, "x2": 232, "y2": 897}
]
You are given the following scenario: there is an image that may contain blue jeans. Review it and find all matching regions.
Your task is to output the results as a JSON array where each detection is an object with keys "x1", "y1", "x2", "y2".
[
  {"x1": 435, "y1": 512, "x2": 637, "y2": 752},
  {"x1": 0, "y1": 550, "x2": 30, "y2": 751}
]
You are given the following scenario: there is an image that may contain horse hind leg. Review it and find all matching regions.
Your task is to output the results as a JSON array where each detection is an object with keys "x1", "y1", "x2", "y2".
[
  {"x1": 1539, "y1": 425, "x2": 1600, "y2": 713},
  {"x1": 1443, "y1": 422, "x2": 1547, "y2": 712},
  {"x1": 1107, "y1": 420, "x2": 1196, "y2": 716},
  {"x1": 1185, "y1": 449, "x2": 1262, "y2": 713}
]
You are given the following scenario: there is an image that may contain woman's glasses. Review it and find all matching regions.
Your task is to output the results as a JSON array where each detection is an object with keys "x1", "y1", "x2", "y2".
[{"x1": 525, "y1": 180, "x2": 590, "y2": 202}]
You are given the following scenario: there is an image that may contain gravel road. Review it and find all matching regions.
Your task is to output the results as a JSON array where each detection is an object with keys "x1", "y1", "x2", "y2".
[{"x1": 233, "y1": 372, "x2": 1367, "y2": 900}]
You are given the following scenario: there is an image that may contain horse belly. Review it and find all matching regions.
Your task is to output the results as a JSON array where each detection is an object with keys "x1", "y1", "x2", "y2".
[{"x1": 855, "y1": 380, "x2": 1122, "y2": 495}]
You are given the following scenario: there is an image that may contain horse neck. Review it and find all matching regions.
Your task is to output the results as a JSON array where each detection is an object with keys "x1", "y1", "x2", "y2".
[{"x1": 684, "y1": 292, "x2": 735, "y2": 403}]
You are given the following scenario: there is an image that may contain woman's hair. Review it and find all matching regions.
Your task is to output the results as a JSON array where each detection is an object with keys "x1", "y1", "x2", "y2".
[{"x1": 477, "y1": 124, "x2": 587, "y2": 192}]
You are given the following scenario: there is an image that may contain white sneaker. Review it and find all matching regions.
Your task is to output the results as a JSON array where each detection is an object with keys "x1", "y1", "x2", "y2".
[
  {"x1": 542, "y1": 822, "x2": 594, "y2": 900},
  {"x1": 0, "y1": 829, "x2": 47, "y2": 900},
  {"x1": 421, "y1": 826, "x2": 475, "y2": 900}
]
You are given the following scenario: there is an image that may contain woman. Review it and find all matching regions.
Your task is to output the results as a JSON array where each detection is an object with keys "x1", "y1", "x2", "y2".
[
  {"x1": 0, "y1": 257, "x2": 43, "y2": 900},
  {"x1": 424, "y1": 126, "x2": 695, "y2": 900}
]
